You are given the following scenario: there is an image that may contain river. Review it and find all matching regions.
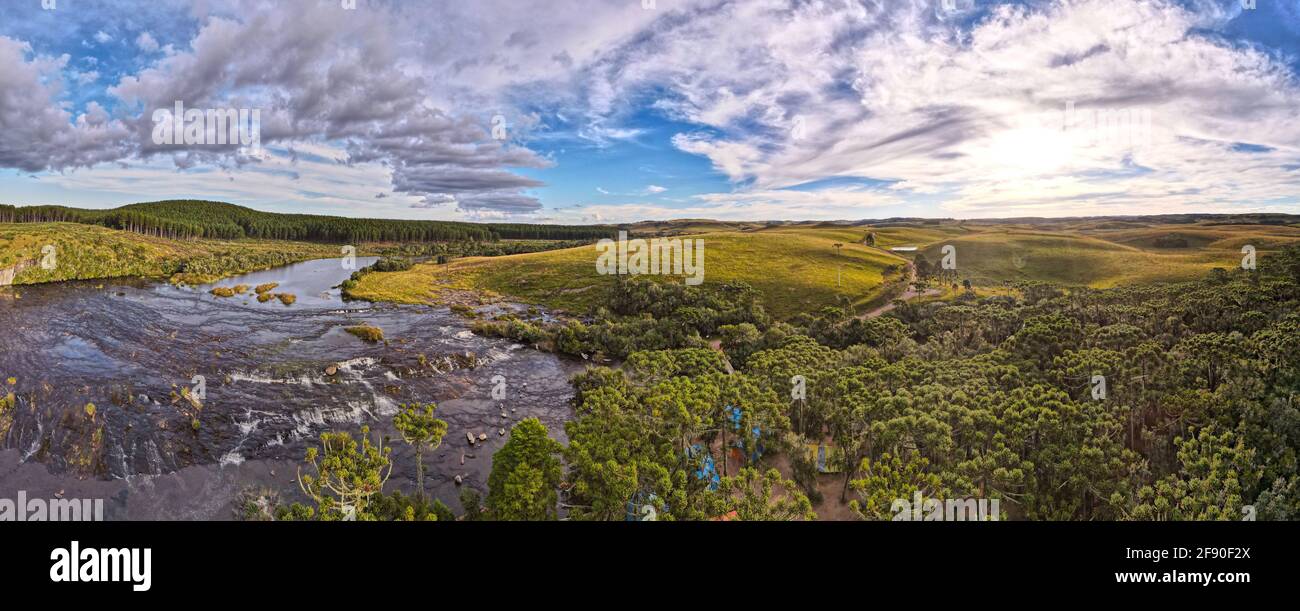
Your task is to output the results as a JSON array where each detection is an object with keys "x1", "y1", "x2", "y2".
[{"x1": 0, "y1": 258, "x2": 585, "y2": 519}]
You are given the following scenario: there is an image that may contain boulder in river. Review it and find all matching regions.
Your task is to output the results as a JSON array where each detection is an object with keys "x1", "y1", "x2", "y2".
[
  {"x1": 325, "y1": 365, "x2": 338, "y2": 376},
  {"x1": 466, "y1": 432, "x2": 475, "y2": 444},
  {"x1": 478, "y1": 433, "x2": 487, "y2": 442}
]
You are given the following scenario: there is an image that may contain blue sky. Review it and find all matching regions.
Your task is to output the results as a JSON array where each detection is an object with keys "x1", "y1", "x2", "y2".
[{"x1": 0, "y1": 0, "x2": 1297, "y2": 223}]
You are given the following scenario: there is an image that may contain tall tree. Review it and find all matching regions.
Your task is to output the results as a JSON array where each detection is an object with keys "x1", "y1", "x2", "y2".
[
  {"x1": 394, "y1": 403, "x2": 449, "y2": 501},
  {"x1": 296, "y1": 426, "x2": 393, "y2": 520},
  {"x1": 487, "y1": 418, "x2": 564, "y2": 520}
]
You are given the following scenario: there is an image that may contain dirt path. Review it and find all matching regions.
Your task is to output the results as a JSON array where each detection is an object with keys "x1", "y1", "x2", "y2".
[{"x1": 859, "y1": 258, "x2": 941, "y2": 319}]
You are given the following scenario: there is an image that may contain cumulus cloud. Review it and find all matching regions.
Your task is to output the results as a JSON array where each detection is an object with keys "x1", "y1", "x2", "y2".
[
  {"x1": 135, "y1": 32, "x2": 159, "y2": 52},
  {"x1": 580, "y1": 0, "x2": 1300, "y2": 216},
  {"x1": 0, "y1": 37, "x2": 132, "y2": 172},
  {"x1": 100, "y1": 1, "x2": 561, "y2": 214},
  {"x1": 3, "y1": 0, "x2": 1299, "y2": 220}
]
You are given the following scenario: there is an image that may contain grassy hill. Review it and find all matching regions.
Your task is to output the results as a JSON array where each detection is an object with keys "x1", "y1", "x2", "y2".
[
  {"x1": 8, "y1": 207, "x2": 1298, "y2": 304},
  {"x1": 347, "y1": 218, "x2": 1300, "y2": 315},
  {"x1": 349, "y1": 226, "x2": 909, "y2": 319},
  {"x1": 0, "y1": 222, "x2": 347, "y2": 285},
  {"x1": 912, "y1": 224, "x2": 1300, "y2": 287}
]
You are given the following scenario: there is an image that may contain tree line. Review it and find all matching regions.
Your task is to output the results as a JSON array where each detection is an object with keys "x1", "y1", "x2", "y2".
[{"x1": 0, "y1": 200, "x2": 617, "y2": 243}]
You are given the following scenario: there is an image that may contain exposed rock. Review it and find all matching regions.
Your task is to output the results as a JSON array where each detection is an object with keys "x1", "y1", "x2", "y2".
[{"x1": 0, "y1": 259, "x2": 35, "y2": 286}]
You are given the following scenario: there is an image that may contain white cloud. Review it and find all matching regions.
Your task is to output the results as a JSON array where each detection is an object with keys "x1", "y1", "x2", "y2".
[
  {"x1": 552, "y1": 185, "x2": 907, "y2": 224},
  {"x1": 6, "y1": 0, "x2": 1300, "y2": 220},
  {"x1": 580, "y1": 0, "x2": 1300, "y2": 217},
  {"x1": 0, "y1": 37, "x2": 132, "y2": 172},
  {"x1": 135, "y1": 32, "x2": 159, "y2": 52}
]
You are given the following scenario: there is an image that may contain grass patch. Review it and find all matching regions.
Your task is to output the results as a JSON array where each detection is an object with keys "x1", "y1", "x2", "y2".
[
  {"x1": 449, "y1": 304, "x2": 480, "y2": 319},
  {"x1": 275, "y1": 293, "x2": 296, "y2": 305},
  {"x1": 345, "y1": 324, "x2": 384, "y2": 342},
  {"x1": 210, "y1": 284, "x2": 250, "y2": 297},
  {"x1": 254, "y1": 282, "x2": 279, "y2": 294}
]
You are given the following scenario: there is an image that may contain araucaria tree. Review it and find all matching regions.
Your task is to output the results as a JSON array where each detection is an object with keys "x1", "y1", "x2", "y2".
[
  {"x1": 297, "y1": 426, "x2": 393, "y2": 520},
  {"x1": 487, "y1": 418, "x2": 564, "y2": 521},
  {"x1": 394, "y1": 403, "x2": 449, "y2": 501}
]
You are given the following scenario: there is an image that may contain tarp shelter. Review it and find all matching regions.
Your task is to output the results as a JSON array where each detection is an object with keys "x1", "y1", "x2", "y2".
[
  {"x1": 806, "y1": 442, "x2": 845, "y2": 474},
  {"x1": 687, "y1": 444, "x2": 721, "y2": 491},
  {"x1": 725, "y1": 406, "x2": 764, "y2": 463}
]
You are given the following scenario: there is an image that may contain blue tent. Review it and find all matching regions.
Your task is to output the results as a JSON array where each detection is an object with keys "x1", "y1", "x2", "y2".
[{"x1": 687, "y1": 443, "x2": 721, "y2": 491}]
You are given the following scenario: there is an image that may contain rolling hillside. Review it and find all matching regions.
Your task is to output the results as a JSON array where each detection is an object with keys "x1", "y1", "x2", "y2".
[
  {"x1": 349, "y1": 226, "x2": 909, "y2": 319},
  {"x1": 912, "y1": 224, "x2": 1300, "y2": 287},
  {"x1": 349, "y1": 218, "x2": 1300, "y2": 315}
]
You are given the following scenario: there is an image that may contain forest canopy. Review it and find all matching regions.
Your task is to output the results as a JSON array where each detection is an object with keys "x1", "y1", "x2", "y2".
[{"x1": 0, "y1": 200, "x2": 616, "y2": 243}]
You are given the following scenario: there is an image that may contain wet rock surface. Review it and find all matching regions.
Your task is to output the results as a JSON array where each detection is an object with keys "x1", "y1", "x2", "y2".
[{"x1": 0, "y1": 259, "x2": 584, "y2": 519}]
